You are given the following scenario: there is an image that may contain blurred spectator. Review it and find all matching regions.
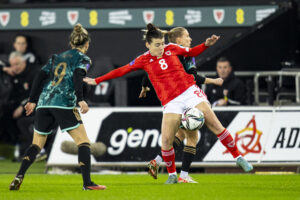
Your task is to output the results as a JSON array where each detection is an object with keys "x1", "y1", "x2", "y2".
[
  {"x1": 205, "y1": 57, "x2": 246, "y2": 106},
  {"x1": 0, "y1": 59, "x2": 13, "y2": 138},
  {"x1": 0, "y1": 51, "x2": 39, "y2": 159},
  {"x1": 0, "y1": 59, "x2": 12, "y2": 107},
  {"x1": 12, "y1": 34, "x2": 38, "y2": 64}
]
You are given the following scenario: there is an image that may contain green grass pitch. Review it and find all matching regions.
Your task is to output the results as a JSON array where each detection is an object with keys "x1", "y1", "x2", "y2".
[{"x1": 0, "y1": 160, "x2": 299, "y2": 200}]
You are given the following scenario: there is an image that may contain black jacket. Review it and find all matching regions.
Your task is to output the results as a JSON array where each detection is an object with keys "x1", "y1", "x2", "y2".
[
  {"x1": 205, "y1": 71, "x2": 246, "y2": 106},
  {"x1": 8, "y1": 63, "x2": 39, "y2": 107}
]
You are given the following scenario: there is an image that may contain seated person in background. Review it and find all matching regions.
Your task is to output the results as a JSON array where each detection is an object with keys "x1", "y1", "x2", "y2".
[
  {"x1": 0, "y1": 51, "x2": 39, "y2": 159},
  {"x1": 205, "y1": 57, "x2": 246, "y2": 106},
  {"x1": 12, "y1": 34, "x2": 38, "y2": 64}
]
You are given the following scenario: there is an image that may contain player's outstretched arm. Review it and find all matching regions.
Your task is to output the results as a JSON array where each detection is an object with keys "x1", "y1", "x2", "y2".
[
  {"x1": 83, "y1": 77, "x2": 97, "y2": 85},
  {"x1": 84, "y1": 64, "x2": 138, "y2": 85},
  {"x1": 204, "y1": 35, "x2": 220, "y2": 47},
  {"x1": 185, "y1": 35, "x2": 220, "y2": 57},
  {"x1": 186, "y1": 67, "x2": 206, "y2": 85},
  {"x1": 204, "y1": 78, "x2": 223, "y2": 86}
]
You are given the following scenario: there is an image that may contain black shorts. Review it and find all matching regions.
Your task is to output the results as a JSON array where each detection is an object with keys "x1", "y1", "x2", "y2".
[{"x1": 34, "y1": 107, "x2": 83, "y2": 135}]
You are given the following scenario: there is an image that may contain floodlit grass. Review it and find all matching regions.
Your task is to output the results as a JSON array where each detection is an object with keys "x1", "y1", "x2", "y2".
[
  {"x1": 0, "y1": 160, "x2": 300, "y2": 200},
  {"x1": 0, "y1": 159, "x2": 46, "y2": 174}
]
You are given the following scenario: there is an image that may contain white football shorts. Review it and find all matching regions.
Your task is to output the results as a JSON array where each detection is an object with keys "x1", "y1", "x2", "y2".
[{"x1": 163, "y1": 84, "x2": 210, "y2": 114}]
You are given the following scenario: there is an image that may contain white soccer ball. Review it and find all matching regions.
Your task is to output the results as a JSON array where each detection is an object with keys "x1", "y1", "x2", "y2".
[{"x1": 181, "y1": 108, "x2": 205, "y2": 131}]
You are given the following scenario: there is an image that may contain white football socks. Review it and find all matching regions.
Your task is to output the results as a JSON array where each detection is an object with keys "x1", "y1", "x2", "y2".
[
  {"x1": 180, "y1": 170, "x2": 188, "y2": 179},
  {"x1": 154, "y1": 155, "x2": 163, "y2": 165}
]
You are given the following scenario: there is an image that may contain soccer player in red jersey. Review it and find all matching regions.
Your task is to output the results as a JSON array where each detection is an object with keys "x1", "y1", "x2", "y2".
[
  {"x1": 140, "y1": 27, "x2": 223, "y2": 183},
  {"x1": 84, "y1": 23, "x2": 253, "y2": 184}
]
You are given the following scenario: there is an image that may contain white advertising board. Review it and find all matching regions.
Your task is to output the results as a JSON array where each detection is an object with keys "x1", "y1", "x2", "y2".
[{"x1": 203, "y1": 111, "x2": 300, "y2": 162}]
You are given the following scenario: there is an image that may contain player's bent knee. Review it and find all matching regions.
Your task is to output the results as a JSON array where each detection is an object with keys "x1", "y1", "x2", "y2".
[
  {"x1": 176, "y1": 129, "x2": 185, "y2": 141},
  {"x1": 78, "y1": 142, "x2": 91, "y2": 148},
  {"x1": 186, "y1": 136, "x2": 198, "y2": 147}
]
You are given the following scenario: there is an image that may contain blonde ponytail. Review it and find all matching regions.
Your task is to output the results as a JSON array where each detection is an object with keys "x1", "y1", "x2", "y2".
[{"x1": 69, "y1": 23, "x2": 90, "y2": 48}]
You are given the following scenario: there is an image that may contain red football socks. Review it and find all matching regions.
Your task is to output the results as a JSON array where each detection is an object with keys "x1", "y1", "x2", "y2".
[
  {"x1": 217, "y1": 129, "x2": 240, "y2": 158},
  {"x1": 161, "y1": 148, "x2": 176, "y2": 174}
]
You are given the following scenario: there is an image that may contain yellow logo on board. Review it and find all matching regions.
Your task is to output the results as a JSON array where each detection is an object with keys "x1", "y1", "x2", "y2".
[
  {"x1": 165, "y1": 10, "x2": 174, "y2": 26},
  {"x1": 90, "y1": 10, "x2": 98, "y2": 26},
  {"x1": 20, "y1": 11, "x2": 29, "y2": 27},
  {"x1": 236, "y1": 8, "x2": 244, "y2": 24}
]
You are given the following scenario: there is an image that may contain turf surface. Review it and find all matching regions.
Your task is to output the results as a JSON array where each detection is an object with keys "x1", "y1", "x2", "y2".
[{"x1": 0, "y1": 160, "x2": 299, "y2": 200}]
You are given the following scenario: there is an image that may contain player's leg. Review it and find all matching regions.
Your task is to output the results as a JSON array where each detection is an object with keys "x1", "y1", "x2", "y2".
[
  {"x1": 147, "y1": 129, "x2": 184, "y2": 179},
  {"x1": 161, "y1": 113, "x2": 181, "y2": 184},
  {"x1": 178, "y1": 128, "x2": 198, "y2": 183},
  {"x1": 10, "y1": 108, "x2": 53, "y2": 191},
  {"x1": 68, "y1": 125, "x2": 105, "y2": 190},
  {"x1": 63, "y1": 108, "x2": 106, "y2": 190},
  {"x1": 9, "y1": 132, "x2": 48, "y2": 190},
  {"x1": 195, "y1": 102, "x2": 253, "y2": 172}
]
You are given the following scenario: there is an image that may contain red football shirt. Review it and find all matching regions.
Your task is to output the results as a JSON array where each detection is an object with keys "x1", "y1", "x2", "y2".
[{"x1": 95, "y1": 43, "x2": 208, "y2": 105}]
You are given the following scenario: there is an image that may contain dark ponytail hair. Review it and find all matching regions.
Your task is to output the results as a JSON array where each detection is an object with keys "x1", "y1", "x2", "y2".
[{"x1": 144, "y1": 23, "x2": 164, "y2": 44}]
